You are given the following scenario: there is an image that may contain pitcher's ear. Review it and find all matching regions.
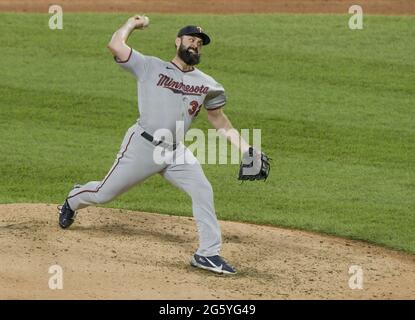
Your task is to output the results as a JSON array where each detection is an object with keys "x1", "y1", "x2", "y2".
[{"x1": 175, "y1": 37, "x2": 182, "y2": 49}]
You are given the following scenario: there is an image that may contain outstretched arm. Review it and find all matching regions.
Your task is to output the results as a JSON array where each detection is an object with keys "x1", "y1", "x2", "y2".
[
  {"x1": 208, "y1": 108, "x2": 271, "y2": 181},
  {"x1": 107, "y1": 15, "x2": 149, "y2": 61},
  {"x1": 207, "y1": 108, "x2": 250, "y2": 154}
]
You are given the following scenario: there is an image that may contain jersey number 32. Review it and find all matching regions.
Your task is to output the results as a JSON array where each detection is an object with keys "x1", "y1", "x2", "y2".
[{"x1": 188, "y1": 100, "x2": 201, "y2": 117}]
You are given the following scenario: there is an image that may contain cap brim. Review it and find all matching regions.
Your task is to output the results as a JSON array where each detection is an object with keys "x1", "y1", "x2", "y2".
[{"x1": 188, "y1": 32, "x2": 211, "y2": 45}]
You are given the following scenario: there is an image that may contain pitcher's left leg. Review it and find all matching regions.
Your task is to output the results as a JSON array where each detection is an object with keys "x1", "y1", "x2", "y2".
[
  {"x1": 161, "y1": 145, "x2": 221, "y2": 257},
  {"x1": 161, "y1": 145, "x2": 236, "y2": 274}
]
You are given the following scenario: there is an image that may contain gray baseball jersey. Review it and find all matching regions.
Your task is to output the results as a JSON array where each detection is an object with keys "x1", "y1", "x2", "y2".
[
  {"x1": 118, "y1": 49, "x2": 226, "y2": 142},
  {"x1": 66, "y1": 48, "x2": 227, "y2": 257}
]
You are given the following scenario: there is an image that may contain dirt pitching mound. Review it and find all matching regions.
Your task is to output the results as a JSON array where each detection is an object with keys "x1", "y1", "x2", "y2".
[{"x1": 0, "y1": 203, "x2": 414, "y2": 299}]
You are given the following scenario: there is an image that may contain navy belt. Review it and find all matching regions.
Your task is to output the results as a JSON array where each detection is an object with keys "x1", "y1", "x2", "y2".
[{"x1": 141, "y1": 131, "x2": 177, "y2": 150}]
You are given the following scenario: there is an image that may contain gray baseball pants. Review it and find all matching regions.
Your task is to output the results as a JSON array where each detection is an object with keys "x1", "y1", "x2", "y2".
[{"x1": 66, "y1": 123, "x2": 221, "y2": 257}]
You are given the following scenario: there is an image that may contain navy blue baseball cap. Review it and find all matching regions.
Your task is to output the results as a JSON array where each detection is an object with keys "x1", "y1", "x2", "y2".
[{"x1": 177, "y1": 25, "x2": 211, "y2": 45}]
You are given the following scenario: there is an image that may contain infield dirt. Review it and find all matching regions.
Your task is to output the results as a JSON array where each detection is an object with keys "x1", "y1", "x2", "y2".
[{"x1": 0, "y1": 204, "x2": 414, "y2": 299}]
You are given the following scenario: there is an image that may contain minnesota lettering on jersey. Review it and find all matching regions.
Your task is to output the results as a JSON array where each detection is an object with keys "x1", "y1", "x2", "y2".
[{"x1": 157, "y1": 73, "x2": 209, "y2": 96}]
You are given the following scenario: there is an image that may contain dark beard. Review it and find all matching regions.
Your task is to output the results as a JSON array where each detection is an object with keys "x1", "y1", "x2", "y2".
[{"x1": 178, "y1": 43, "x2": 201, "y2": 66}]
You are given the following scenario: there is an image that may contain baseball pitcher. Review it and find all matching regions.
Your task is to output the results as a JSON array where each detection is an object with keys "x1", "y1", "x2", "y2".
[{"x1": 58, "y1": 15, "x2": 270, "y2": 275}]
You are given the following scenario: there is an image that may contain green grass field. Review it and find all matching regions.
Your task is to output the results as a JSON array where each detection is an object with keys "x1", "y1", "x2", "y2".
[{"x1": 0, "y1": 13, "x2": 414, "y2": 253}]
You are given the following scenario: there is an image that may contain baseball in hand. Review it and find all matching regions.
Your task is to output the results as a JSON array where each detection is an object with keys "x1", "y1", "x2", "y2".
[{"x1": 141, "y1": 16, "x2": 150, "y2": 28}]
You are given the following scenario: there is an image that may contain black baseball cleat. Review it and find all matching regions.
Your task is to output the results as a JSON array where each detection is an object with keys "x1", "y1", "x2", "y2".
[
  {"x1": 58, "y1": 184, "x2": 81, "y2": 229},
  {"x1": 58, "y1": 200, "x2": 76, "y2": 229},
  {"x1": 191, "y1": 254, "x2": 237, "y2": 275}
]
